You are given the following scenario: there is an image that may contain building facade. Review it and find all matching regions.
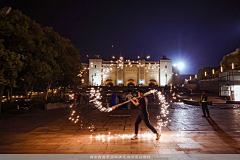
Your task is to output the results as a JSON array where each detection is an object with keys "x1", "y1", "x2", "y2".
[{"x1": 82, "y1": 56, "x2": 178, "y2": 87}]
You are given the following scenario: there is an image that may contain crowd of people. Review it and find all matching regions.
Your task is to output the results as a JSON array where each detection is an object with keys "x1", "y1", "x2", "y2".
[{"x1": 69, "y1": 91, "x2": 89, "y2": 106}]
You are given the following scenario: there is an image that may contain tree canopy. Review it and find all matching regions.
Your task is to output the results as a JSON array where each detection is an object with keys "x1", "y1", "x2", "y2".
[
  {"x1": 0, "y1": 9, "x2": 82, "y2": 112},
  {"x1": 220, "y1": 50, "x2": 240, "y2": 71}
]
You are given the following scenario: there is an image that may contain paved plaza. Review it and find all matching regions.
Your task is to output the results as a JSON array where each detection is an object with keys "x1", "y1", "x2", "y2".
[{"x1": 0, "y1": 99, "x2": 240, "y2": 155}]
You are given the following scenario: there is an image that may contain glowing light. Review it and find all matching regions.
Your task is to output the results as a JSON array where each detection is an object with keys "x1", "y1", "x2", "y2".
[
  {"x1": 221, "y1": 67, "x2": 223, "y2": 72},
  {"x1": 232, "y1": 63, "x2": 234, "y2": 70},
  {"x1": 205, "y1": 71, "x2": 207, "y2": 77},
  {"x1": 177, "y1": 63, "x2": 184, "y2": 70}
]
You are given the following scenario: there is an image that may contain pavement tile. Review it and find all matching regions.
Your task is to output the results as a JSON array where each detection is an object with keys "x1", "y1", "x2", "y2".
[{"x1": 1, "y1": 101, "x2": 240, "y2": 154}]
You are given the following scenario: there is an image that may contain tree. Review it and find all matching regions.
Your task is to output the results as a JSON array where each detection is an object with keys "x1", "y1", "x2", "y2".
[
  {"x1": 197, "y1": 66, "x2": 220, "y2": 80},
  {"x1": 220, "y1": 51, "x2": 240, "y2": 71},
  {"x1": 0, "y1": 9, "x2": 47, "y2": 100},
  {"x1": 1, "y1": 9, "x2": 82, "y2": 104},
  {"x1": 0, "y1": 40, "x2": 22, "y2": 113}
]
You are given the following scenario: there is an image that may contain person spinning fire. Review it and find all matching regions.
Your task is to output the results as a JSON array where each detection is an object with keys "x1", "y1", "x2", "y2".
[{"x1": 131, "y1": 90, "x2": 161, "y2": 140}]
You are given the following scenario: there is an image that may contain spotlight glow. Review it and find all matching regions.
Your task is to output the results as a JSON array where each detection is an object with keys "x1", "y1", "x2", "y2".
[{"x1": 177, "y1": 63, "x2": 184, "y2": 70}]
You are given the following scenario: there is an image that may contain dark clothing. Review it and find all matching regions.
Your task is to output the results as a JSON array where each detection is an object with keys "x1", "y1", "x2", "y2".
[
  {"x1": 138, "y1": 97, "x2": 148, "y2": 116},
  {"x1": 77, "y1": 93, "x2": 81, "y2": 104},
  {"x1": 202, "y1": 102, "x2": 210, "y2": 116},
  {"x1": 201, "y1": 94, "x2": 210, "y2": 116},
  {"x1": 201, "y1": 94, "x2": 208, "y2": 103},
  {"x1": 19, "y1": 101, "x2": 31, "y2": 109},
  {"x1": 135, "y1": 115, "x2": 157, "y2": 134},
  {"x1": 135, "y1": 96, "x2": 157, "y2": 134}
]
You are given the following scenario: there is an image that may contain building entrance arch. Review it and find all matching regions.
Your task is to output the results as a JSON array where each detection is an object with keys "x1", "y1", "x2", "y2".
[
  {"x1": 149, "y1": 79, "x2": 157, "y2": 87},
  {"x1": 105, "y1": 79, "x2": 114, "y2": 86},
  {"x1": 126, "y1": 79, "x2": 136, "y2": 87}
]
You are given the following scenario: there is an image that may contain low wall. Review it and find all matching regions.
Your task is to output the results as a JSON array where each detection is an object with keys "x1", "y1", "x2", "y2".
[
  {"x1": 198, "y1": 81, "x2": 219, "y2": 93},
  {"x1": 183, "y1": 99, "x2": 200, "y2": 106},
  {"x1": 226, "y1": 101, "x2": 240, "y2": 104},
  {"x1": 44, "y1": 102, "x2": 70, "y2": 110},
  {"x1": 183, "y1": 99, "x2": 212, "y2": 106}
]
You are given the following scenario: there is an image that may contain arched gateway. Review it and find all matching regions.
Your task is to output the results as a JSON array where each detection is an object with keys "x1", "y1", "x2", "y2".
[
  {"x1": 105, "y1": 79, "x2": 114, "y2": 86},
  {"x1": 126, "y1": 79, "x2": 136, "y2": 86},
  {"x1": 149, "y1": 79, "x2": 157, "y2": 86}
]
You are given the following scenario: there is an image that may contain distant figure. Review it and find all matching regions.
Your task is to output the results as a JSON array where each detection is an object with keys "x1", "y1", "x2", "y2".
[
  {"x1": 115, "y1": 95, "x2": 119, "y2": 105},
  {"x1": 110, "y1": 93, "x2": 117, "y2": 107},
  {"x1": 200, "y1": 91, "x2": 210, "y2": 118},
  {"x1": 77, "y1": 91, "x2": 81, "y2": 105},
  {"x1": 69, "y1": 93, "x2": 74, "y2": 105},
  {"x1": 131, "y1": 90, "x2": 161, "y2": 140},
  {"x1": 74, "y1": 93, "x2": 78, "y2": 106},
  {"x1": 126, "y1": 91, "x2": 133, "y2": 110},
  {"x1": 121, "y1": 92, "x2": 127, "y2": 109},
  {"x1": 19, "y1": 99, "x2": 31, "y2": 110}
]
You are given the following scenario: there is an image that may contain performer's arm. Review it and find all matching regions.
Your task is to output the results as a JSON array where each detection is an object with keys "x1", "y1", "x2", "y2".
[{"x1": 131, "y1": 97, "x2": 140, "y2": 106}]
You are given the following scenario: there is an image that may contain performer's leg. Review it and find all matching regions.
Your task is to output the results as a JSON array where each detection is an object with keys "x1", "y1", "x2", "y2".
[
  {"x1": 135, "y1": 115, "x2": 142, "y2": 135},
  {"x1": 143, "y1": 116, "x2": 157, "y2": 134}
]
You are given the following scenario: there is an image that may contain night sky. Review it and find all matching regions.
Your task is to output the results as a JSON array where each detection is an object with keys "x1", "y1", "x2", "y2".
[{"x1": 2, "y1": 0, "x2": 240, "y2": 74}]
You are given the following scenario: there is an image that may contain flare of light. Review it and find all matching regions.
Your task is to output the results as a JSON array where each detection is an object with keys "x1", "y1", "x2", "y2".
[{"x1": 177, "y1": 63, "x2": 184, "y2": 70}]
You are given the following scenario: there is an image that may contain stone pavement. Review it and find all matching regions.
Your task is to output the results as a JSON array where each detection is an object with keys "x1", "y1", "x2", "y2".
[{"x1": 0, "y1": 101, "x2": 240, "y2": 154}]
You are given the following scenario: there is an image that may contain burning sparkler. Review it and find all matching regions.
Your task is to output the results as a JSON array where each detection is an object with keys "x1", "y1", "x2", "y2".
[{"x1": 69, "y1": 87, "x2": 171, "y2": 134}]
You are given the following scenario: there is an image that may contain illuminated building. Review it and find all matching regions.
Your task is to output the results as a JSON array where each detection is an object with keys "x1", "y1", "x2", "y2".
[{"x1": 84, "y1": 55, "x2": 177, "y2": 87}]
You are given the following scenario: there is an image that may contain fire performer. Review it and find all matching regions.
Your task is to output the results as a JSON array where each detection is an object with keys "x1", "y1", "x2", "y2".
[{"x1": 131, "y1": 90, "x2": 161, "y2": 140}]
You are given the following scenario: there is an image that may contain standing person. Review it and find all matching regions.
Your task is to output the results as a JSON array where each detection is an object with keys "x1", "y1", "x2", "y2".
[
  {"x1": 74, "y1": 93, "x2": 78, "y2": 106},
  {"x1": 69, "y1": 93, "x2": 74, "y2": 105},
  {"x1": 126, "y1": 91, "x2": 133, "y2": 110},
  {"x1": 121, "y1": 92, "x2": 127, "y2": 109},
  {"x1": 200, "y1": 91, "x2": 210, "y2": 118},
  {"x1": 77, "y1": 91, "x2": 81, "y2": 105},
  {"x1": 131, "y1": 90, "x2": 161, "y2": 140}
]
